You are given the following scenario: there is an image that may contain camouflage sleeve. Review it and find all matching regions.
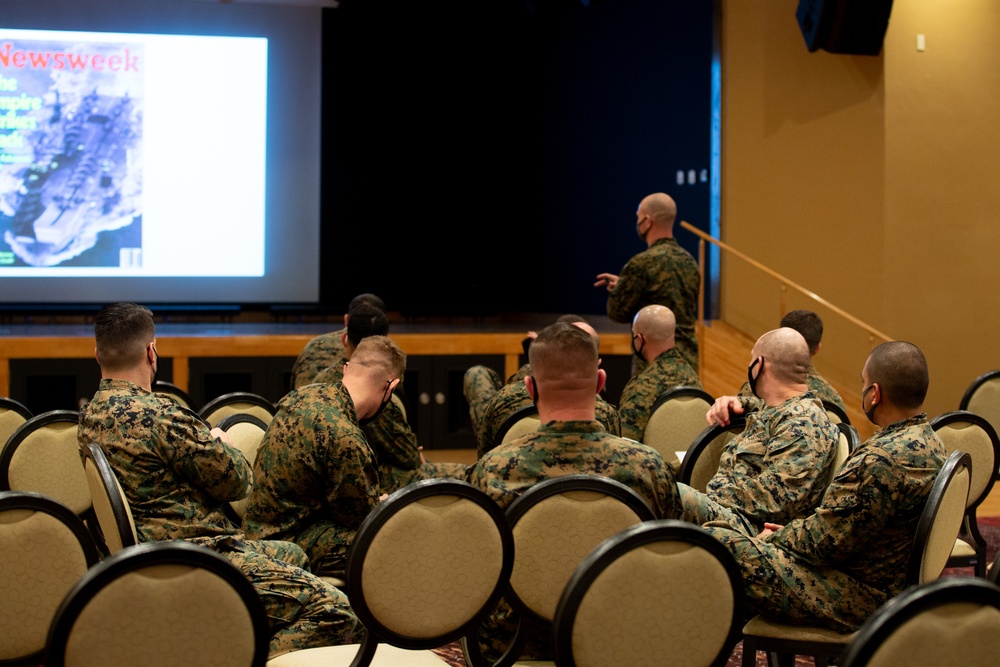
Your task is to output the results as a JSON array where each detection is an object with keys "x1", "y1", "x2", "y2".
[
  {"x1": 323, "y1": 431, "x2": 381, "y2": 530},
  {"x1": 598, "y1": 401, "x2": 621, "y2": 436},
  {"x1": 617, "y1": 376, "x2": 650, "y2": 441},
  {"x1": 157, "y1": 405, "x2": 253, "y2": 503},
  {"x1": 361, "y1": 399, "x2": 422, "y2": 469},
  {"x1": 606, "y1": 254, "x2": 651, "y2": 323}
]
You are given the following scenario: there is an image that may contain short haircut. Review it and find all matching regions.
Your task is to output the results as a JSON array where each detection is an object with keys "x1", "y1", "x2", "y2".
[
  {"x1": 755, "y1": 328, "x2": 809, "y2": 385},
  {"x1": 94, "y1": 302, "x2": 155, "y2": 372},
  {"x1": 866, "y1": 341, "x2": 929, "y2": 409},
  {"x1": 529, "y1": 321, "x2": 599, "y2": 382},
  {"x1": 346, "y1": 302, "x2": 389, "y2": 346},
  {"x1": 555, "y1": 313, "x2": 589, "y2": 325},
  {"x1": 352, "y1": 335, "x2": 406, "y2": 379},
  {"x1": 780, "y1": 310, "x2": 824, "y2": 354},
  {"x1": 349, "y1": 292, "x2": 386, "y2": 312}
]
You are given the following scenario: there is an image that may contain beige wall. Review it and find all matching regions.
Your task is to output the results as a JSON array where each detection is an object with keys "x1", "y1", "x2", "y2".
[{"x1": 718, "y1": 0, "x2": 1000, "y2": 420}]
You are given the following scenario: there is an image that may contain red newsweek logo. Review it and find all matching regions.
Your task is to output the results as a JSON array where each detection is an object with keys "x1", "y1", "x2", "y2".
[{"x1": 0, "y1": 43, "x2": 139, "y2": 72}]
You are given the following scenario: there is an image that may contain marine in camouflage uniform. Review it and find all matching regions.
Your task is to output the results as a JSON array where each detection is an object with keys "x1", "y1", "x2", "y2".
[
  {"x1": 242, "y1": 381, "x2": 381, "y2": 578},
  {"x1": 739, "y1": 363, "x2": 846, "y2": 413},
  {"x1": 290, "y1": 329, "x2": 345, "y2": 389},
  {"x1": 705, "y1": 413, "x2": 946, "y2": 632},
  {"x1": 78, "y1": 379, "x2": 359, "y2": 656},
  {"x1": 467, "y1": 419, "x2": 681, "y2": 661},
  {"x1": 315, "y1": 357, "x2": 467, "y2": 494},
  {"x1": 606, "y1": 236, "x2": 701, "y2": 373},
  {"x1": 678, "y1": 392, "x2": 839, "y2": 535},
  {"x1": 618, "y1": 346, "x2": 702, "y2": 443},
  {"x1": 475, "y1": 376, "x2": 622, "y2": 459}
]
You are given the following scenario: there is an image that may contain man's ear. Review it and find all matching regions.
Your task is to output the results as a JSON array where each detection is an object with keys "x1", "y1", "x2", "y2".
[
  {"x1": 525, "y1": 375, "x2": 537, "y2": 401},
  {"x1": 388, "y1": 378, "x2": 401, "y2": 394},
  {"x1": 596, "y1": 368, "x2": 607, "y2": 395},
  {"x1": 341, "y1": 331, "x2": 349, "y2": 347}
]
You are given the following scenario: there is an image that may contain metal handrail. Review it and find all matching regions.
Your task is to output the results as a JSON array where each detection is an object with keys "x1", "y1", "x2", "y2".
[{"x1": 679, "y1": 220, "x2": 892, "y2": 347}]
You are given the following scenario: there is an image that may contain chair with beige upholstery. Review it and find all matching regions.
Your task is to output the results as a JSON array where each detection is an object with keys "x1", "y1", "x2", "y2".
[
  {"x1": 678, "y1": 415, "x2": 747, "y2": 493},
  {"x1": 959, "y1": 369, "x2": 1000, "y2": 465},
  {"x1": 551, "y1": 519, "x2": 744, "y2": 667},
  {"x1": 930, "y1": 410, "x2": 1000, "y2": 576},
  {"x1": 0, "y1": 409, "x2": 99, "y2": 548},
  {"x1": 215, "y1": 413, "x2": 269, "y2": 522},
  {"x1": 641, "y1": 386, "x2": 715, "y2": 471},
  {"x1": 827, "y1": 422, "x2": 860, "y2": 487},
  {"x1": 199, "y1": 391, "x2": 277, "y2": 428},
  {"x1": 152, "y1": 380, "x2": 197, "y2": 411},
  {"x1": 81, "y1": 443, "x2": 138, "y2": 556},
  {"x1": 740, "y1": 449, "x2": 972, "y2": 667},
  {"x1": 44, "y1": 540, "x2": 271, "y2": 667},
  {"x1": 0, "y1": 490, "x2": 101, "y2": 666},
  {"x1": 0, "y1": 396, "x2": 33, "y2": 449},
  {"x1": 461, "y1": 473, "x2": 657, "y2": 667},
  {"x1": 822, "y1": 399, "x2": 851, "y2": 426},
  {"x1": 266, "y1": 478, "x2": 514, "y2": 667},
  {"x1": 837, "y1": 576, "x2": 1000, "y2": 667},
  {"x1": 493, "y1": 404, "x2": 541, "y2": 449}
]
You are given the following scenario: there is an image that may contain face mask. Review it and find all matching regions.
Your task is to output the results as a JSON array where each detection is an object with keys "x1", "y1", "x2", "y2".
[
  {"x1": 747, "y1": 357, "x2": 763, "y2": 398},
  {"x1": 862, "y1": 384, "x2": 877, "y2": 424},
  {"x1": 631, "y1": 333, "x2": 646, "y2": 363},
  {"x1": 359, "y1": 380, "x2": 393, "y2": 426},
  {"x1": 635, "y1": 215, "x2": 649, "y2": 243}
]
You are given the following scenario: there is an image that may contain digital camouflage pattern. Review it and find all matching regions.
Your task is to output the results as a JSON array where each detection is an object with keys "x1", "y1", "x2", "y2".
[
  {"x1": 475, "y1": 378, "x2": 622, "y2": 459},
  {"x1": 290, "y1": 329, "x2": 345, "y2": 389},
  {"x1": 464, "y1": 364, "x2": 505, "y2": 439},
  {"x1": 705, "y1": 414, "x2": 946, "y2": 633},
  {"x1": 738, "y1": 363, "x2": 846, "y2": 412},
  {"x1": 78, "y1": 378, "x2": 359, "y2": 656},
  {"x1": 679, "y1": 392, "x2": 839, "y2": 535},
  {"x1": 310, "y1": 354, "x2": 348, "y2": 386},
  {"x1": 466, "y1": 419, "x2": 681, "y2": 661},
  {"x1": 242, "y1": 381, "x2": 381, "y2": 578},
  {"x1": 618, "y1": 347, "x2": 702, "y2": 442},
  {"x1": 606, "y1": 237, "x2": 700, "y2": 371}
]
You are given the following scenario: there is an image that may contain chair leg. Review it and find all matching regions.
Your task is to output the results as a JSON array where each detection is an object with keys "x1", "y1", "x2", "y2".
[
  {"x1": 741, "y1": 639, "x2": 757, "y2": 667},
  {"x1": 766, "y1": 652, "x2": 796, "y2": 667}
]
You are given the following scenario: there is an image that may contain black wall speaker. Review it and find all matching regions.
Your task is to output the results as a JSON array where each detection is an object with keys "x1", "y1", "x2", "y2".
[{"x1": 796, "y1": 0, "x2": 894, "y2": 56}]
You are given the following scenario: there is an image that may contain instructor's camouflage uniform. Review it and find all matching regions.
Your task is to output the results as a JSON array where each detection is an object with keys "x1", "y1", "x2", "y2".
[
  {"x1": 290, "y1": 329, "x2": 345, "y2": 389},
  {"x1": 678, "y1": 393, "x2": 839, "y2": 535},
  {"x1": 705, "y1": 414, "x2": 946, "y2": 632},
  {"x1": 242, "y1": 381, "x2": 380, "y2": 578},
  {"x1": 618, "y1": 346, "x2": 702, "y2": 443},
  {"x1": 467, "y1": 419, "x2": 681, "y2": 661},
  {"x1": 314, "y1": 358, "x2": 467, "y2": 494},
  {"x1": 739, "y1": 363, "x2": 846, "y2": 413},
  {"x1": 606, "y1": 237, "x2": 700, "y2": 373},
  {"x1": 78, "y1": 379, "x2": 359, "y2": 657}
]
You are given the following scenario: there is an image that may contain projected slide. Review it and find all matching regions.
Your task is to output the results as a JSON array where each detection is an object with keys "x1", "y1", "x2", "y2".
[{"x1": 0, "y1": 28, "x2": 267, "y2": 276}]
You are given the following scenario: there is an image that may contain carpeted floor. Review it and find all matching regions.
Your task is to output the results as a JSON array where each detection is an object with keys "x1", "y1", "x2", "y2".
[{"x1": 430, "y1": 517, "x2": 1000, "y2": 667}]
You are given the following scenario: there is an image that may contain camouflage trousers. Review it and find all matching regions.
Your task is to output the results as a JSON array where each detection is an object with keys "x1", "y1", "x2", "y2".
[
  {"x1": 463, "y1": 365, "x2": 504, "y2": 438},
  {"x1": 379, "y1": 461, "x2": 471, "y2": 495},
  {"x1": 677, "y1": 483, "x2": 760, "y2": 536},
  {"x1": 291, "y1": 520, "x2": 356, "y2": 580},
  {"x1": 703, "y1": 525, "x2": 889, "y2": 634},
  {"x1": 217, "y1": 538, "x2": 359, "y2": 657}
]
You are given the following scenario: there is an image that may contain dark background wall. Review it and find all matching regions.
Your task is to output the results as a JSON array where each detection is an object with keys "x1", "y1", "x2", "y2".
[{"x1": 321, "y1": 0, "x2": 715, "y2": 318}]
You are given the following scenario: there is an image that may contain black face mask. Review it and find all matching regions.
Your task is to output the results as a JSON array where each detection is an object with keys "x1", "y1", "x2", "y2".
[
  {"x1": 631, "y1": 333, "x2": 646, "y2": 363},
  {"x1": 359, "y1": 381, "x2": 393, "y2": 426},
  {"x1": 747, "y1": 357, "x2": 764, "y2": 398},
  {"x1": 862, "y1": 384, "x2": 877, "y2": 424}
]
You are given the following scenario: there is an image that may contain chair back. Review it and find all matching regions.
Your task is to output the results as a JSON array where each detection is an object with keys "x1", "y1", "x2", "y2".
[
  {"x1": 552, "y1": 519, "x2": 744, "y2": 667},
  {"x1": 215, "y1": 413, "x2": 269, "y2": 521},
  {"x1": 827, "y1": 422, "x2": 860, "y2": 488},
  {"x1": 0, "y1": 410, "x2": 92, "y2": 519},
  {"x1": 959, "y1": 369, "x2": 1000, "y2": 452},
  {"x1": 822, "y1": 399, "x2": 851, "y2": 426},
  {"x1": 152, "y1": 381, "x2": 197, "y2": 411},
  {"x1": 0, "y1": 491, "x2": 100, "y2": 665},
  {"x1": 0, "y1": 396, "x2": 33, "y2": 449},
  {"x1": 908, "y1": 450, "x2": 971, "y2": 586},
  {"x1": 837, "y1": 577, "x2": 1000, "y2": 667},
  {"x1": 679, "y1": 415, "x2": 747, "y2": 492},
  {"x1": 81, "y1": 443, "x2": 138, "y2": 555},
  {"x1": 641, "y1": 386, "x2": 715, "y2": 470},
  {"x1": 44, "y1": 541, "x2": 270, "y2": 667},
  {"x1": 493, "y1": 404, "x2": 541, "y2": 448},
  {"x1": 930, "y1": 411, "x2": 999, "y2": 515},
  {"x1": 199, "y1": 392, "x2": 276, "y2": 428}
]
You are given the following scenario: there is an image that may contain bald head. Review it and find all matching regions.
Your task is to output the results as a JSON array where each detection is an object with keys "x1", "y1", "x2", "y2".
[
  {"x1": 751, "y1": 327, "x2": 810, "y2": 385},
  {"x1": 632, "y1": 304, "x2": 677, "y2": 343},
  {"x1": 638, "y1": 193, "x2": 677, "y2": 228}
]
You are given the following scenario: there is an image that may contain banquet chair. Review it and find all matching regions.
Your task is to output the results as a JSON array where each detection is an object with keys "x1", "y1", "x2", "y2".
[
  {"x1": 493, "y1": 405, "x2": 541, "y2": 448},
  {"x1": 0, "y1": 490, "x2": 101, "y2": 666},
  {"x1": 641, "y1": 386, "x2": 715, "y2": 471},
  {"x1": 837, "y1": 576, "x2": 1000, "y2": 667},
  {"x1": 81, "y1": 442, "x2": 139, "y2": 556},
  {"x1": 0, "y1": 396, "x2": 33, "y2": 449},
  {"x1": 266, "y1": 478, "x2": 514, "y2": 667},
  {"x1": 740, "y1": 450, "x2": 972, "y2": 667},
  {"x1": 827, "y1": 422, "x2": 860, "y2": 487},
  {"x1": 930, "y1": 410, "x2": 1000, "y2": 576},
  {"x1": 152, "y1": 380, "x2": 197, "y2": 411},
  {"x1": 200, "y1": 391, "x2": 277, "y2": 428},
  {"x1": 461, "y1": 474, "x2": 657, "y2": 667},
  {"x1": 215, "y1": 413, "x2": 269, "y2": 522},
  {"x1": 822, "y1": 399, "x2": 851, "y2": 426},
  {"x1": 678, "y1": 415, "x2": 747, "y2": 492},
  {"x1": 44, "y1": 540, "x2": 271, "y2": 667},
  {"x1": 959, "y1": 369, "x2": 1000, "y2": 466},
  {"x1": 551, "y1": 519, "x2": 744, "y2": 667}
]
